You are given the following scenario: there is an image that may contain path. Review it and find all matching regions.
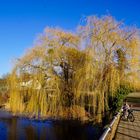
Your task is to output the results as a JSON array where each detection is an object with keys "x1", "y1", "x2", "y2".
[
  {"x1": 115, "y1": 108, "x2": 140, "y2": 140},
  {"x1": 115, "y1": 92, "x2": 140, "y2": 140}
]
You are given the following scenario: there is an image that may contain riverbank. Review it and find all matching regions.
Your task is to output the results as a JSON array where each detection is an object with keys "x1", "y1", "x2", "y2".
[
  {"x1": 0, "y1": 109, "x2": 13, "y2": 119},
  {"x1": 0, "y1": 107, "x2": 95, "y2": 125}
]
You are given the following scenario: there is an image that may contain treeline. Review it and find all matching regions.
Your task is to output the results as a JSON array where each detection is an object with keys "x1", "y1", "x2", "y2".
[
  {"x1": 5, "y1": 15, "x2": 140, "y2": 122},
  {"x1": 0, "y1": 75, "x2": 9, "y2": 107}
]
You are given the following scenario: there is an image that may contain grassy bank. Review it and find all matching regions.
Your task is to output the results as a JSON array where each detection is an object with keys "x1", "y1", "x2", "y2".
[{"x1": 126, "y1": 92, "x2": 140, "y2": 104}]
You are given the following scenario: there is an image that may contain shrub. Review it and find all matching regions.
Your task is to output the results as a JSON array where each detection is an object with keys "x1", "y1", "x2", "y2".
[{"x1": 109, "y1": 84, "x2": 133, "y2": 112}]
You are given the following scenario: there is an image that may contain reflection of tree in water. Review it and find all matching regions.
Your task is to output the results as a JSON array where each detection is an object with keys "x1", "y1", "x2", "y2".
[
  {"x1": 8, "y1": 118, "x2": 17, "y2": 140},
  {"x1": 40, "y1": 127, "x2": 50, "y2": 140},
  {"x1": 0, "y1": 114, "x2": 99, "y2": 140},
  {"x1": 51, "y1": 121, "x2": 87, "y2": 140},
  {"x1": 39, "y1": 121, "x2": 97, "y2": 140},
  {"x1": 1, "y1": 117, "x2": 38, "y2": 140},
  {"x1": 24, "y1": 125, "x2": 38, "y2": 140}
]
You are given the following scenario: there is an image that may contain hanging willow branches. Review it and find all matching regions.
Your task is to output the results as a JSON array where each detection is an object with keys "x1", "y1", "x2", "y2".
[{"x1": 8, "y1": 15, "x2": 140, "y2": 122}]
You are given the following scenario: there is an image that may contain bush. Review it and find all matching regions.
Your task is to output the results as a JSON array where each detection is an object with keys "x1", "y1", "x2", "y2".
[{"x1": 109, "y1": 84, "x2": 133, "y2": 112}]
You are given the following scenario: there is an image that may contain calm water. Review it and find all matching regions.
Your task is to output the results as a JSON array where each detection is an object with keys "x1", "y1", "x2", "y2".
[{"x1": 0, "y1": 111, "x2": 101, "y2": 140}]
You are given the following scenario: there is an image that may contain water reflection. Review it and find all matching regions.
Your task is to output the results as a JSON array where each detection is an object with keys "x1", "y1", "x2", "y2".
[{"x1": 0, "y1": 111, "x2": 100, "y2": 140}]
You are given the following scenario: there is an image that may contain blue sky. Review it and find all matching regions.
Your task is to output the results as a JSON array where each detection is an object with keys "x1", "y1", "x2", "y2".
[{"x1": 0, "y1": 0, "x2": 140, "y2": 77}]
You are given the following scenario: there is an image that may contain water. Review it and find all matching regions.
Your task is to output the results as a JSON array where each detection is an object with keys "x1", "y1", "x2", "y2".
[{"x1": 0, "y1": 110, "x2": 101, "y2": 140}]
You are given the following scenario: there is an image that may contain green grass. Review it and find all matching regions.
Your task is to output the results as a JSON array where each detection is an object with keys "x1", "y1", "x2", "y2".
[
  {"x1": 127, "y1": 92, "x2": 140, "y2": 98},
  {"x1": 127, "y1": 97, "x2": 140, "y2": 103},
  {"x1": 126, "y1": 92, "x2": 140, "y2": 103}
]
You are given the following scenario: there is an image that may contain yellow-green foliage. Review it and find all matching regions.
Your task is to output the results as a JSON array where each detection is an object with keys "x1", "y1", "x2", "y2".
[
  {"x1": 9, "y1": 71, "x2": 25, "y2": 113},
  {"x1": 8, "y1": 15, "x2": 140, "y2": 122}
]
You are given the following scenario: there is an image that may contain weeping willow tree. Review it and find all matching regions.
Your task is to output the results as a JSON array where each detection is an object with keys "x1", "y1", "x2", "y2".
[{"x1": 8, "y1": 15, "x2": 140, "y2": 122}]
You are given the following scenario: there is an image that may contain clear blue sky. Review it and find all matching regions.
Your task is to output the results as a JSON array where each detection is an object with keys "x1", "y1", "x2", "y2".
[{"x1": 0, "y1": 0, "x2": 140, "y2": 77}]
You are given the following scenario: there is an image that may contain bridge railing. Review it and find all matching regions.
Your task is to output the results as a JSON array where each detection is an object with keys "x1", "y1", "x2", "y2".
[{"x1": 99, "y1": 110, "x2": 121, "y2": 140}]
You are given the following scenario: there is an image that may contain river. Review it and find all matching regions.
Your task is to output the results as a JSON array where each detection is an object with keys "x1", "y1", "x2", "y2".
[{"x1": 0, "y1": 110, "x2": 101, "y2": 140}]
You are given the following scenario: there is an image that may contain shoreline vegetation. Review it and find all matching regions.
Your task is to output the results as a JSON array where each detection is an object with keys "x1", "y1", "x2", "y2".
[
  {"x1": 1, "y1": 104, "x2": 94, "y2": 122},
  {"x1": 0, "y1": 107, "x2": 94, "y2": 125},
  {"x1": 0, "y1": 15, "x2": 140, "y2": 124}
]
